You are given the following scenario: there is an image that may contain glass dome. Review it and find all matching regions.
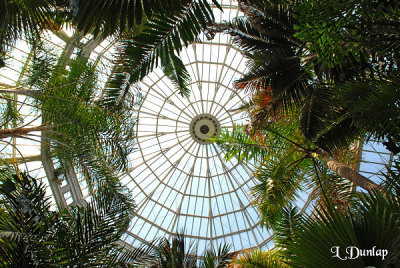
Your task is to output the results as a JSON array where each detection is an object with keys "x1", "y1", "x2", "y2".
[
  {"x1": 119, "y1": 38, "x2": 273, "y2": 253},
  {"x1": 0, "y1": 0, "x2": 396, "y2": 258}
]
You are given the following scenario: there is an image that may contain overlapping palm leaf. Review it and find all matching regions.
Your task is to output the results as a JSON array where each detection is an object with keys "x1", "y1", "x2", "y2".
[
  {"x1": 106, "y1": 0, "x2": 222, "y2": 99},
  {"x1": 0, "y1": 169, "x2": 138, "y2": 267},
  {"x1": 0, "y1": 0, "x2": 61, "y2": 60},
  {"x1": 19, "y1": 47, "x2": 137, "y2": 197}
]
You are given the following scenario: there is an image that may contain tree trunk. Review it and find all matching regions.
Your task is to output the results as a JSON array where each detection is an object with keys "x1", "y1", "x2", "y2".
[
  {"x1": 0, "y1": 125, "x2": 50, "y2": 139},
  {"x1": 312, "y1": 149, "x2": 380, "y2": 191}
]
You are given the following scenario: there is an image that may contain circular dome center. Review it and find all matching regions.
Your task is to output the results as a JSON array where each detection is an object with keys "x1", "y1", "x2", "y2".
[
  {"x1": 189, "y1": 114, "x2": 221, "y2": 144},
  {"x1": 200, "y1": 125, "x2": 209, "y2": 134}
]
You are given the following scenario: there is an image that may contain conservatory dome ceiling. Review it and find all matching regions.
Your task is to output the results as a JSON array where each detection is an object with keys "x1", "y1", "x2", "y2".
[
  {"x1": 120, "y1": 36, "x2": 273, "y2": 252},
  {"x1": 4, "y1": 0, "x2": 395, "y2": 257},
  {"x1": 0, "y1": 1, "x2": 316, "y2": 255}
]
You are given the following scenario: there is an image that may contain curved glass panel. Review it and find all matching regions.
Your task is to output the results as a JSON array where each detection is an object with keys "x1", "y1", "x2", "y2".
[{"x1": 119, "y1": 37, "x2": 274, "y2": 253}]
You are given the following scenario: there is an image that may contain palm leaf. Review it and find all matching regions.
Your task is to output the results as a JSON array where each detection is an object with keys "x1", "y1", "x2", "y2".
[
  {"x1": 55, "y1": 183, "x2": 135, "y2": 266},
  {"x1": 233, "y1": 248, "x2": 290, "y2": 268},
  {"x1": 0, "y1": 0, "x2": 59, "y2": 57},
  {"x1": 0, "y1": 171, "x2": 63, "y2": 267},
  {"x1": 285, "y1": 185, "x2": 400, "y2": 267},
  {"x1": 201, "y1": 243, "x2": 234, "y2": 268},
  {"x1": 72, "y1": 0, "x2": 222, "y2": 37},
  {"x1": 23, "y1": 49, "x2": 137, "y2": 196},
  {"x1": 112, "y1": 0, "x2": 218, "y2": 97},
  {"x1": 253, "y1": 154, "x2": 310, "y2": 228}
]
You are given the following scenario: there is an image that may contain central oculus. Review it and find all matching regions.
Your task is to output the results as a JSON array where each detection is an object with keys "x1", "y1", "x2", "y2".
[{"x1": 189, "y1": 114, "x2": 221, "y2": 144}]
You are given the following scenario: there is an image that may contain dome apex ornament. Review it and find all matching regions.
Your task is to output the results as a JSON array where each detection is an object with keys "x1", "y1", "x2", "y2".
[{"x1": 189, "y1": 113, "x2": 221, "y2": 144}]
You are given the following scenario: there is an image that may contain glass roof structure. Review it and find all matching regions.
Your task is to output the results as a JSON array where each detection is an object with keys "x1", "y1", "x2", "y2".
[
  {"x1": 120, "y1": 38, "x2": 272, "y2": 252},
  {"x1": 0, "y1": 0, "x2": 398, "y2": 258}
]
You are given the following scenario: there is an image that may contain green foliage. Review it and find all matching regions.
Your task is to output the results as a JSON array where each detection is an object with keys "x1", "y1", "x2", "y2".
[
  {"x1": 219, "y1": 0, "x2": 400, "y2": 156},
  {"x1": 336, "y1": 75, "x2": 400, "y2": 142},
  {"x1": 1, "y1": 0, "x2": 222, "y2": 99},
  {"x1": 293, "y1": 0, "x2": 400, "y2": 69},
  {"x1": 273, "y1": 205, "x2": 303, "y2": 256},
  {"x1": 71, "y1": 0, "x2": 222, "y2": 38},
  {"x1": 222, "y1": 2, "x2": 312, "y2": 112},
  {"x1": 214, "y1": 115, "x2": 359, "y2": 227},
  {"x1": 115, "y1": 0, "x2": 219, "y2": 97},
  {"x1": 213, "y1": 115, "x2": 311, "y2": 163},
  {"x1": 213, "y1": 124, "x2": 267, "y2": 163},
  {"x1": 0, "y1": 169, "x2": 137, "y2": 267},
  {"x1": 270, "y1": 160, "x2": 400, "y2": 267},
  {"x1": 130, "y1": 233, "x2": 234, "y2": 267},
  {"x1": 253, "y1": 154, "x2": 310, "y2": 228},
  {"x1": 382, "y1": 159, "x2": 400, "y2": 197},
  {"x1": 53, "y1": 187, "x2": 135, "y2": 266},
  {"x1": 301, "y1": 74, "x2": 400, "y2": 154},
  {"x1": 227, "y1": 163, "x2": 400, "y2": 268},
  {"x1": 0, "y1": 0, "x2": 60, "y2": 58},
  {"x1": 201, "y1": 243, "x2": 234, "y2": 268},
  {"x1": 0, "y1": 93, "x2": 23, "y2": 130},
  {"x1": 137, "y1": 232, "x2": 198, "y2": 268},
  {"x1": 283, "y1": 190, "x2": 400, "y2": 267},
  {"x1": 233, "y1": 248, "x2": 290, "y2": 268},
  {"x1": 24, "y1": 48, "x2": 137, "y2": 193},
  {"x1": 0, "y1": 170, "x2": 59, "y2": 267},
  {"x1": 300, "y1": 84, "x2": 364, "y2": 153}
]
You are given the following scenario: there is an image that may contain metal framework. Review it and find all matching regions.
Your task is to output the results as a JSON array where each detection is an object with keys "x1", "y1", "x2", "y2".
[
  {"x1": 121, "y1": 39, "x2": 274, "y2": 253},
  {"x1": 0, "y1": 0, "x2": 397, "y2": 258}
]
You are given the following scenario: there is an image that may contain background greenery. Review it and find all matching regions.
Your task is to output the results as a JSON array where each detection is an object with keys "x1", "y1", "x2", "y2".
[{"x1": 0, "y1": 0, "x2": 399, "y2": 267}]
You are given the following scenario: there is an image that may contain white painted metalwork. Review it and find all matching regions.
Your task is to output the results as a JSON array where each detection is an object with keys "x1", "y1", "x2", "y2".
[{"x1": 8, "y1": 0, "x2": 397, "y2": 258}]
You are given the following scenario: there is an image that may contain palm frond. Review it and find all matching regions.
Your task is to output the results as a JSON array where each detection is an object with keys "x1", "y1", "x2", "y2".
[
  {"x1": 161, "y1": 52, "x2": 192, "y2": 97},
  {"x1": 307, "y1": 74, "x2": 400, "y2": 153},
  {"x1": 299, "y1": 84, "x2": 334, "y2": 143},
  {"x1": 253, "y1": 154, "x2": 310, "y2": 228},
  {"x1": 153, "y1": 232, "x2": 198, "y2": 268},
  {"x1": 284, "y1": 175, "x2": 400, "y2": 268},
  {"x1": 72, "y1": 0, "x2": 222, "y2": 37},
  {"x1": 212, "y1": 124, "x2": 271, "y2": 162},
  {"x1": 54, "y1": 182, "x2": 135, "y2": 266},
  {"x1": 0, "y1": 93, "x2": 23, "y2": 130},
  {"x1": 201, "y1": 243, "x2": 234, "y2": 268},
  {"x1": 381, "y1": 159, "x2": 400, "y2": 196},
  {"x1": 307, "y1": 163, "x2": 353, "y2": 213},
  {"x1": 23, "y1": 50, "x2": 137, "y2": 194},
  {"x1": 273, "y1": 204, "x2": 303, "y2": 260},
  {"x1": 233, "y1": 248, "x2": 290, "y2": 268},
  {"x1": 0, "y1": 0, "x2": 59, "y2": 57},
  {"x1": 0, "y1": 171, "x2": 62, "y2": 267},
  {"x1": 0, "y1": 168, "x2": 136, "y2": 267},
  {"x1": 338, "y1": 75, "x2": 400, "y2": 141},
  {"x1": 112, "y1": 0, "x2": 217, "y2": 97},
  {"x1": 116, "y1": 241, "x2": 159, "y2": 267}
]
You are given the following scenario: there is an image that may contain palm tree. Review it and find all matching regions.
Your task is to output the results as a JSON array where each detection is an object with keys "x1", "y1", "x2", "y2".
[
  {"x1": 2, "y1": 0, "x2": 222, "y2": 97},
  {"x1": 213, "y1": 2, "x2": 311, "y2": 112},
  {"x1": 232, "y1": 160, "x2": 400, "y2": 267},
  {"x1": 0, "y1": 45, "x2": 137, "y2": 206},
  {"x1": 0, "y1": 168, "x2": 139, "y2": 267},
  {"x1": 0, "y1": 0, "x2": 62, "y2": 66},
  {"x1": 210, "y1": 0, "x2": 400, "y2": 154},
  {"x1": 132, "y1": 232, "x2": 234, "y2": 267},
  {"x1": 232, "y1": 248, "x2": 290, "y2": 268},
  {"x1": 273, "y1": 164, "x2": 400, "y2": 268},
  {"x1": 152, "y1": 233, "x2": 198, "y2": 268},
  {"x1": 292, "y1": 0, "x2": 400, "y2": 71},
  {"x1": 201, "y1": 244, "x2": 234, "y2": 268},
  {"x1": 107, "y1": 0, "x2": 222, "y2": 98},
  {"x1": 213, "y1": 114, "x2": 376, "y2": 227}
]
